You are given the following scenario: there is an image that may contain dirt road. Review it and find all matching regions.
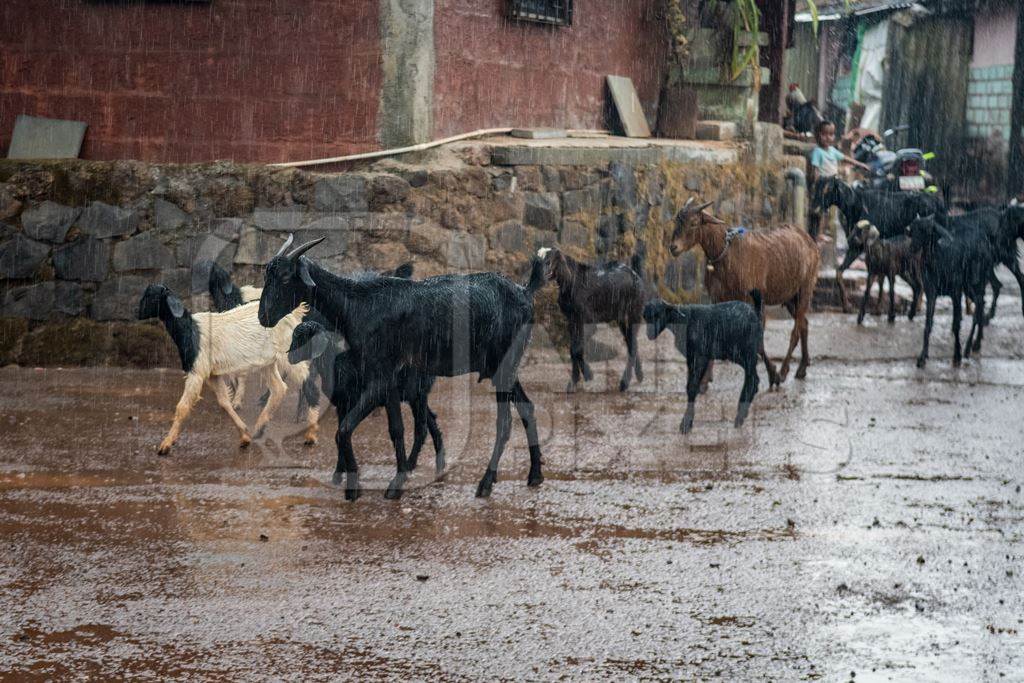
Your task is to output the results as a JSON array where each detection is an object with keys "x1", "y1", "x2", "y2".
[{"x1": 2, "y1": 291, "x2": 1023, "y2": 679}]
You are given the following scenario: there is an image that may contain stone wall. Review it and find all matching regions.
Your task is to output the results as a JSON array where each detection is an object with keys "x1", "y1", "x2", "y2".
[{"x1": 0, "y1": 143, "x2": 787, "y2": 367}]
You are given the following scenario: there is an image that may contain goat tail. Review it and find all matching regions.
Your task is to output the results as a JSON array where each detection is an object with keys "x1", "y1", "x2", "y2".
[
  {"x1": 524, "y1": 256, "x2": 546, "y2": 296},
  {"x1": 749, "y1": 289, "x2": 764, "y2": 320}
]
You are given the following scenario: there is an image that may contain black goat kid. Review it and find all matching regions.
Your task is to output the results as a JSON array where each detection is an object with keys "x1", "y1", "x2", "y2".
[
  {"x1": 908, "y1": 216, "x2": 993, "y2": 367},
  {"x1": 644, "y1": 291, "x2": 763, "y2": 433},
  {"x1": 259, "y1": 234, "x2": 546, "y2": 499},
  {"x1": 538, "y1": 246, "x2": 645, "y2": 392},
  {"x1": 289, "y1": 321, "x2": 445, "y2": 499}
]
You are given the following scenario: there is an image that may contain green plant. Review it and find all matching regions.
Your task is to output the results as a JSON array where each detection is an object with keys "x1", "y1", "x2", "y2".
[{"x1": 714, "y1": 0, "x2": 842, "y2": 84}]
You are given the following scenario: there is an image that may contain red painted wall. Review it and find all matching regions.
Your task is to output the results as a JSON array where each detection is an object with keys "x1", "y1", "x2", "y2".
[
  {"x1": 0, "y1": 0, "x2": 381, "y2": 163},
  {"x1": 432, "y1": 0, "x2": 667, "y2": 136}
]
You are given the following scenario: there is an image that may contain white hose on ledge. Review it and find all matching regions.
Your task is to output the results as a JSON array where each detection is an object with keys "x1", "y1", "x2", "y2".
[{"x1": 270, "y1": 128, "x2": 613, "y2": 169}]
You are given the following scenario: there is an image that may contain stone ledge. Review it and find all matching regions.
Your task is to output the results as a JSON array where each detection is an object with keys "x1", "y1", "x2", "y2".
[{"x1": 476, "y1": 135, "x2": 741, "y2": 167}]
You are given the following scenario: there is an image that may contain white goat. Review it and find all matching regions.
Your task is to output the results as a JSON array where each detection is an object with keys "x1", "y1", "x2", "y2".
[{"x1": 138, "y1": 284, "x2": 319, "y2": 455}]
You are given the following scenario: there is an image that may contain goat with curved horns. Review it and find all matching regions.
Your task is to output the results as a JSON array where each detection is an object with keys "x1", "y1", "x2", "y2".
[{"x1": 258, "y1": 234, "x2": 547, "y2": 500}]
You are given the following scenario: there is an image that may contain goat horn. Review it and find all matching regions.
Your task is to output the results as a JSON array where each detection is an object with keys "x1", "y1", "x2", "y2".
[
  {"x1": 275, "y1": 233, "x2": 295, "y2": 258},
  {"x1": 697, "y1": 200, "x2": 714, "y2": 212},
  {"x1": 683, "y1": 197, "x2": 695, "y2": 210},
  {"x1": 288, "y1": 236, "x2": 326, "y2": 260}
]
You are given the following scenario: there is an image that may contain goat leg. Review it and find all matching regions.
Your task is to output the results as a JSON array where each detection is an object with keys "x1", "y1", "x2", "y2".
[
  {"x1": 426, "y1": 408, "x2": 447, "y2": 476},
  {"x1": 682, "y1": 359, "x2": 708, "y2": 434},
  {"x1": 477, "y1": 389, "x2": 515, "y2": 497},
  {"x1": 985, "y1": 269, "x2": 1001, "y2": 323},
  {"x1": 887, "y1": 274, "x2": 897, "y2": 324},
  {"x1": 209, "y1": 377, "x2": 251, "y2": 446},
  {"x1": 251, "y1": 365, "x2": 287, "y2": 439},
  {"x1": 951, "y1": 293, "x2": 963, "y2": 367},
  {"x1": 873, "y1": 276, "x2": 884, "y2": 316},
  {"x1": 618, "y1": 322, "x2": 637, "y2": 392},
  {"x1": 407, "y1": 397, "x2": 429, "y2": 472},
  {"x1": 1008, "y1": 260, "x2": 1024, "y2": 319},
  {"x1": 333, "y1": 427, "x2": 361, "y2": 502},
  {"x1": 735, "y1": 362, "x2": 760, "y2": 427},
  {"x1": 384, "y1": 397, "x2": 410, "y2": 500},
  {"x1": 917, "y1": 292, "x2": 936, "y2": 368},
  {"x1": 857, "y1": 273, "x2": 874, "y2": 325},
  {"x1": 969, "y1": 288, "x2": 986, "y2": 354},
  {"x1": 513, "y1": 381, "x2": 544, "y2": 487},
  {"x1": 159, "y1": 374, "x2": 204, "y2": 455},
  {"x1": 567, "y1": 323, "x2": 583, "y2": 393}
]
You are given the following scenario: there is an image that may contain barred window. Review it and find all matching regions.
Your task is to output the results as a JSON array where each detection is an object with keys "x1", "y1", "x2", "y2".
[{"x1": 509, "y1": 0, "x2": 572, "y2": 26}]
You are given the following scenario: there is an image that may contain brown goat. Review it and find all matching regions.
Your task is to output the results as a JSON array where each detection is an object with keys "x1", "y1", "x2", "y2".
[
  {"x1": 669, "y1": 198, "x2": 820, "y2": 387},
  {"x1": 853, "y1": 220, "x2": 923, "y2": 325},
  {"x1": 538, "y1": 246, "x2": 645, "y2": 392}
]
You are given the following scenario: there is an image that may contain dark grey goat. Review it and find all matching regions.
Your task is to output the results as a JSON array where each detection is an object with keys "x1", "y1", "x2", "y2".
[
  {"x1": 644, "y1": 290, "x2": 763, "y2": 433},
  {"x1": 852, "y1": 220, "x2": 922, "y2": 325},
  {"x1": 908, "y1": 215, "x2": 994, "y2": 367},
  {"x1": 288, "y1": 320, "x2": 445, "y2": 497},
  {"x1": 538, "y1": 245, "x2": 646, "y2": 392}
]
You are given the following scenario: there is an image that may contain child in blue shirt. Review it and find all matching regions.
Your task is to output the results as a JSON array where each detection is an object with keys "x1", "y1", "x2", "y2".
[{"x1": 809, "y1": 121, "x2": 867, "y2": 240}]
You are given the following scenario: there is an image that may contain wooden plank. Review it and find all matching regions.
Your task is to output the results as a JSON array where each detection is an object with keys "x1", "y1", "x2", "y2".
[{"x1": 606, "y1": 75, "x2": 651, "y2": 138}]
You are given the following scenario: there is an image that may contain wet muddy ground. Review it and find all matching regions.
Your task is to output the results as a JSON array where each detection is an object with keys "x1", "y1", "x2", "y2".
[{"x1": 2, "y1": 283, "x2": 1023, "y2": 680}]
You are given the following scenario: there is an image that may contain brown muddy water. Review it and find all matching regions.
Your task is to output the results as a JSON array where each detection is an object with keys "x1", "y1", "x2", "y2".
[{"x1": 2, "y1": 292, "x2": 1023, "y2": 680}]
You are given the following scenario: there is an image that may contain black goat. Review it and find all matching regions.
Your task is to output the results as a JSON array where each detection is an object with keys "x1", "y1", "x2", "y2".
[
  {"x1": 643, "y1": 291, "x2": 763, "y2": 433},
  {"x1": 538, "y1": 246, "x2": 645, "y2": 392},
  {"x1": 288, "y1": 321, "x2": 445, "y2": 498},
  {"x1": 908, "y1": 215, "x2": 994, "y2": 367},
  {"x1": 852, "y1": 220, "x2": 922, "y2": 324},
  {"x1": 815, "y1": 178, "x2": 946, "y2": 311},
  {"x1": 947, "y1": 206, "x2": 1024, "y2": 321},
  {"x1": 258, "y1": 234, "x2": 546, "y2": 499}
]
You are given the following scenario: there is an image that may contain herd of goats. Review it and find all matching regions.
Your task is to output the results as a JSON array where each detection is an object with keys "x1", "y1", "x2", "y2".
[{"x1": 136, "y1": 180, "x2": 1024, "y2": 499}]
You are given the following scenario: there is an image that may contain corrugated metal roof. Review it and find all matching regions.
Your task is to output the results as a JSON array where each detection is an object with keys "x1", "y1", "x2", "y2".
[{"x1": 794, "y1": 0, "x2": 921, "y2": 22}]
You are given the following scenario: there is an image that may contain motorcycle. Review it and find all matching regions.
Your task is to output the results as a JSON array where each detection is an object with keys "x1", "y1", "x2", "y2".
[{"x1": 852, "y1": 125, "x2": 939, "y2": 194}]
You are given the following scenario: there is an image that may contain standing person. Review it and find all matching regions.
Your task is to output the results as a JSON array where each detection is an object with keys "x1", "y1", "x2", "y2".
[{"x1": 809, "y1": 120, "x2": 869, "y2": 241}]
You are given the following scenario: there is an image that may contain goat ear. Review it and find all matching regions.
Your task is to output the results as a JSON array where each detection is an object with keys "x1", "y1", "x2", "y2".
[
  {"x1": 166, "y1": 293, "x2": 185, "y2": 318},
  {"x1": 701, "y1": 211, "x2": 726, "y2": 225},
  {"x1": 309, "y1": 332, "x2": 330, "y2": 360},
  {"x1": 298, "y1": 257, "x2": 316, "y2": 288},
  {"x1": 220, "y1": 281, "x2": 234, "y2": 296}
]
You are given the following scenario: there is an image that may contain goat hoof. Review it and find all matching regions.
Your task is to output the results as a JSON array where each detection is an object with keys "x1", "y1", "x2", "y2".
[
  {"x1": 916, "y1": 356, "x2": 927, "y2": 368},
  {"x1": 435, "y1": 450, "x2": 447, "y2": 477},
  {"x1": 384, "y1": 475, "x2": 407, "y2": 500},
  {"x1": 582, "y1": 368, "x2": 594, "y2": 382},
  {"x1": 972, "y1": 339, "x2": 982, "y2": 353},
  {"x1": 527, "y1": 469, "x2": 544, "y2": 487},
  {"x1": 618, "y1": 379, "x2": 629, "y2": 392},
  {"x1": 239, "y1": 434, "x2": 252, "y2": 449},
  {"x1": 953, "y1": 357, "x2": 962, "y2": 368},
  {"x1": 475, "y1": 469, "x2": 497, "y2": 498},
  {"x1": 253, "y1": 425, "x2": 266, "y2": 439},
  {"x1": 303, "y1": 435, "x2": 318, "y2": 446},
  {"x1": 344, "y1": 485, "x2": 362, "y2": 502},
  {"x1": 331, "y1": 471, "x2": 345, "y2": 486},
  {"x1": 157, "y1": 442, "x2": 172, "y2": 456},
  {"x1": 565, "y1": 381, "x2": 577, "y2": 394},
  {"x1": 635, "y1": 368, "x2": 644, "y2": 383},
  {"x1": 795, "y1": 367, "x2": 807, "y2": 380}
]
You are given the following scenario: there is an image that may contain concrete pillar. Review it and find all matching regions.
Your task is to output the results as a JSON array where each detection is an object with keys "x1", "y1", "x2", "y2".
[{"x1": 379, "y1": 0, "x2": 435, "y2": 148}]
